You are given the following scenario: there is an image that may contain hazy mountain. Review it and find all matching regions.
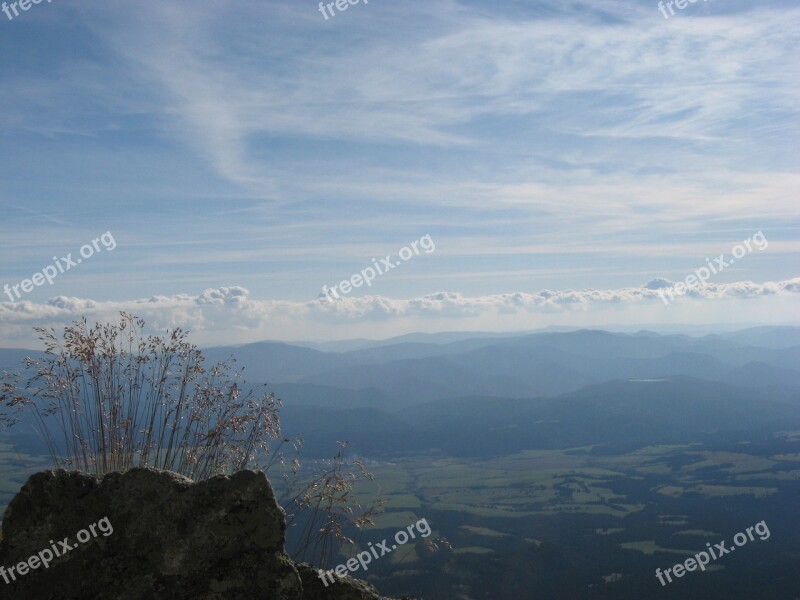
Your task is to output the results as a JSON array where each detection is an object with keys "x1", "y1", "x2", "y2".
[
  {"x1": 0, "y1": 348, "x2": 42, "y2": 373},
  {"x1": 714, "y1": 326, "x2": 800, "y2": 349},
  {"x1": 295, "y1": 332, "x2": 800, "y2": 402},
  {"x1": 724, "y1": 360, "x2": 800, "y2": 390},
  {"x1": 4, "y1": 329, "x2": 797, "y2": 407},
  {"x1": 292, "y1": 329, "x2": 550, "y2": 352},
  {"x1": 270, "y1": 383, "x2": 399, "y2": 410},
  {"x1": 201, "y1": 341, "x2": 354, "y2": 383},
  {"x1": 277, "y1": 377, "x2": 800, "y2": 458}
]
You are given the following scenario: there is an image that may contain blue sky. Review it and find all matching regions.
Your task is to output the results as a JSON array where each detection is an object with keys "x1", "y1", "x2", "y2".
[{"x1": 0, "y1": 0, "x2": 798, "y2": 346}]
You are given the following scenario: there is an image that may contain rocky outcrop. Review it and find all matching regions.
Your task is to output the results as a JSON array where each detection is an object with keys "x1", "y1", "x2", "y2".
[
  {"x1": 297, "y1": 562, "x2": 397, "y2": 600},
  {"x1": 0, "y1": 469, "x2": 418, "y2": 600}
]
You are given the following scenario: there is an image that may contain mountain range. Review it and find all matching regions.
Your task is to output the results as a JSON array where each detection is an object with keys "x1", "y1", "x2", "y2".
[{"x1": 2, "y1": 327, "x2": 798, "y2": 459}]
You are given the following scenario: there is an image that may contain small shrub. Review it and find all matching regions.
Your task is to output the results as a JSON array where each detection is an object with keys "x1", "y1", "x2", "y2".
[
  {"x1": 0, "y1": 313, "x2": 281, "y2": 479},
  {"x1": 0, "y1": 313, "x2": 383, "y2": 566}
]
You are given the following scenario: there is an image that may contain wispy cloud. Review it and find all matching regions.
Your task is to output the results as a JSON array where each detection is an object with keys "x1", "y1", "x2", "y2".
[{"x1": 0, "y1": 0, "x2": 796, "y2": 332}]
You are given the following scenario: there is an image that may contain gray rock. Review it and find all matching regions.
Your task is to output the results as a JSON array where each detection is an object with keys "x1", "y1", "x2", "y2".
[
  {"x1": 296, "y1": 563, "x2": 422, "y2": 600},
  {"x1": 0, "y1": 469, "x2": 418, "y2": 600}
]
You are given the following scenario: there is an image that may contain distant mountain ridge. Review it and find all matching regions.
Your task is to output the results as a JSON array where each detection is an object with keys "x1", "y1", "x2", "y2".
[
  {"x1": 3, "y1": 328, "x2": 797, "y2": 407},
  {"x1": 1, "y1": 327, "x2": 798, "y2": 460},
  {"x1": 277, "y1": 376, "x2": 800, "y2": 457}
]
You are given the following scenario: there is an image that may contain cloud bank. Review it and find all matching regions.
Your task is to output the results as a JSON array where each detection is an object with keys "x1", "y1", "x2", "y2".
[{"x1": 1, "y1": 278, "x2": 798, "y2": 348}]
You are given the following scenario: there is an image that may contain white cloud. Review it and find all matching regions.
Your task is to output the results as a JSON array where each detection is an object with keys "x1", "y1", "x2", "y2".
[
  {"x1": 1, "y1": 278, "x2": 797, "y2": 348},
  {"x1": 0, "y1": 0, "x2": 796, "y2": 307}
]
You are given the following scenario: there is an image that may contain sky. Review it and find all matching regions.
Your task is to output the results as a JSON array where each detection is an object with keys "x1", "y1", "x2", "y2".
[{"x1": 0, "y1": 0, "x2": 798, "y2": 347}]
